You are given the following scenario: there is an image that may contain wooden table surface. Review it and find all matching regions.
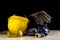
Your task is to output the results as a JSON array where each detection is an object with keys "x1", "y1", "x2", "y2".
[{"x1": 0, "y1": 30, "x2": 60, "y2": 40}]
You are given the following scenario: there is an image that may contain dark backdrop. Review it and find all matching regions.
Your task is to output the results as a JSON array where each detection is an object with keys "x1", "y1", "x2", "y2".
[{"x1": 0, "y1": 0, "x2": 59, "y2": 31}]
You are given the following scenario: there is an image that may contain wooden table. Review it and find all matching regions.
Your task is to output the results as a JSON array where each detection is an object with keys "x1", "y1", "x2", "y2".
[{"x1": 0, "y1": 30, "x2": 60, "y2": 40}]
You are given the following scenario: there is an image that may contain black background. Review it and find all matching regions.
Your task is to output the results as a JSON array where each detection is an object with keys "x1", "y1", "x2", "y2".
[{"x1": 0, "y1": 0, "x2": 60, "y2": 31}]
